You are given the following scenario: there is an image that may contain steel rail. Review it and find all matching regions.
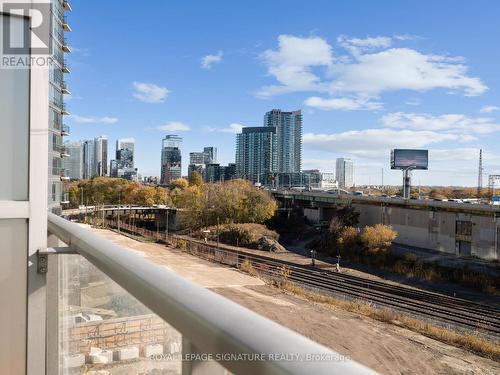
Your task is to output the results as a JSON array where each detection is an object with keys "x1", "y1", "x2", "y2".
[
  {"x1": 47, "y1": 213, "x2": 375, "y2": 375},
  {"x1": 234, "y1": 253, "x2": 500, "y2": 322},
  {"x1": 101, "y1": 221, "x2": 500, "y2": 334},
  {"x1": 113, "y1": 221, "x2": 500, "y2": 318},
  {"x1": 226, "y1": 248, "x2": 500, "y2": 314},
  {"x1": 219, "y1": 252, "x2": 500, "y2": 334},
  {"x1": 170, "y1": 237, "x2": 500, "y2": 334}
]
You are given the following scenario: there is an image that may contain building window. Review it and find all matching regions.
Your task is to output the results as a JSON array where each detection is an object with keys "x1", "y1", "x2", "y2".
[{"x1": 52, "y1": 183, "x2": 57, "y2": 202}]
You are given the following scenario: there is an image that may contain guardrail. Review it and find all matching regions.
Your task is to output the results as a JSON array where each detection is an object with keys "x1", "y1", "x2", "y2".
[
  {"x1": 273, "y1": 190, "x2": 500, "y2": 213},
  {"x1": 47, "y1": 213, "x2": 374, "y2": 374}
]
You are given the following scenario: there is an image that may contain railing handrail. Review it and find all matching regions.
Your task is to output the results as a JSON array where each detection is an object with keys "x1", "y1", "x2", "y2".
[{"x1": 47, "y1": 213, "x2": 374, "y2": 374}]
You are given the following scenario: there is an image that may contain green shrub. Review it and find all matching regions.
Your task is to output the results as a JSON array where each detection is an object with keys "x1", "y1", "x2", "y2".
[
  {"x1": 197, "y1": 223, "x2": 279, "y2": 248},
  {"x1": 403, "y1": 252, "x2": 418, "y2": 263},
  {"x1": 337, "y1": 226, "x2": 359, "y2": 252}
]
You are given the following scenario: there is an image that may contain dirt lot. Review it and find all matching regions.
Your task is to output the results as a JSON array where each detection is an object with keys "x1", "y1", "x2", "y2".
[{"x1": 90, "y1": 226, "x2": 500, "y2": 374}]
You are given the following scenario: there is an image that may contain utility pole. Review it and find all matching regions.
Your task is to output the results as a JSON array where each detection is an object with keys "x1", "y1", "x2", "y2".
[
  {"x1": 165, "y1": 208, "x2": 169, "y2": 242},
  {"x1": 117, "y1": 193, "x2": 121, "y2": 233},
  {"x1": 216, "y1": 216, "x2": 220, "y2": 248},
  {"x1": 477, "y1": 149, "x2": 483, "y2": 198}
]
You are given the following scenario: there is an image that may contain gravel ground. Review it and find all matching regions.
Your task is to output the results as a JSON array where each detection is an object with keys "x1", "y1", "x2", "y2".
[{"x1": 90, "y1": 227, "x2": 500, "y2": 375}]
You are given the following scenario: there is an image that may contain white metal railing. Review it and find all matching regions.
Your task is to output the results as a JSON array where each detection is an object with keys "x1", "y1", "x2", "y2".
[{"x1": 46, "y1": 213, "x2": 375, "y2": 374}]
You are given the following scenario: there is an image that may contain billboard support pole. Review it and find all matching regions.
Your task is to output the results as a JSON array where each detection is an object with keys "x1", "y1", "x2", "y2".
[
  {"x1": 391, "y1": 149, "x2": 428, "y2": 199},
  {"x1": 403, "y1": 167, "x2": 415, "y2": 200}
]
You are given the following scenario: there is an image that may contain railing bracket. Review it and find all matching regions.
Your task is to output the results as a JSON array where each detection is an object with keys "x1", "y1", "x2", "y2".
[{"x1": 37, "y1": 250, "x2": 48, "y2": 274}]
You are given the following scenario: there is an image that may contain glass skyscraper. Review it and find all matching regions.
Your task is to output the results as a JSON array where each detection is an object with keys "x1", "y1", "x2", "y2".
[
  {"x1": 235, "y1": 127, "x2": 277, "y2": 184},
  {"x1": 48, "y1": 0, "x2": 72, "y2": 214},
  {"x1": 203, "y1": 146, "x2": 217, "y2": 164},
  {"x1": 264, "y1": 109, "x2": 302, "y2": 174},
  {"x1": 336, "y1": 158, "x2": 354, "y2": 189},
  {"x1": 111, "y1": 138, "x2": 136, "y2": 179},
  {"x1": 62, "y1": 141, "x2": 83, "y2": 180},
  {"x1": 94, "y1": 135, "x2": 108, "y2": 177},
  {"x1": 82, "y1": 140, "x2": 95, "y2": 179},
  {"x1": 161, "y1": 135, "x2": 183, "y2": 185}
]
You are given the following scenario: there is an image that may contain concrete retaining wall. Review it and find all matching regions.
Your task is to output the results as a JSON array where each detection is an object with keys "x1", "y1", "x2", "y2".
[
  {"x1": 299, "y1": 201, "x2": 499, "y2": 260},
  {"x1": 352, "y1": 203, "x2": 499, "y2": 260}
]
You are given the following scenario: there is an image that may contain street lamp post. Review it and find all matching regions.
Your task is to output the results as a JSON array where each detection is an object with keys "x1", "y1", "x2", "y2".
[
  {"x1": 165, "y1": 207, "x2": 169, "y2": 243},
  {"x1": 117, "y1": 193, "x2": 121, "y2": 233},
  {"x1": 216, "y1": 216, "x2": 220, "y2": 248}
]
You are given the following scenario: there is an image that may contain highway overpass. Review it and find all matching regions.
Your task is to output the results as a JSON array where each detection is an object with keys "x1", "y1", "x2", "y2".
[{"x1": 272, "y1": 190, "x2": 500, "y2": 261}]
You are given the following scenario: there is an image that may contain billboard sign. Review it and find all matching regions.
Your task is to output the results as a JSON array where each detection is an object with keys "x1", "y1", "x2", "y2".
[{"x1": 391, "y1": 149, "x2": 428, "y2": 170}]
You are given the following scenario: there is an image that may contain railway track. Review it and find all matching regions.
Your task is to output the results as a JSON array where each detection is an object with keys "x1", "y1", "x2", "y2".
[
  {"x1": 104, "y1": 222, "x2": 500, "y2": 336},
  {"x1": 227, "y1": 250, "x2": 500, "y2": 335}
]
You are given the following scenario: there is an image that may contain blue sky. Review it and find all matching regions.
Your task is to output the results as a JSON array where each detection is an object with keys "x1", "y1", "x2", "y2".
[{"x1": 65, "y1": 0, "x2": 500, "y2": 186}]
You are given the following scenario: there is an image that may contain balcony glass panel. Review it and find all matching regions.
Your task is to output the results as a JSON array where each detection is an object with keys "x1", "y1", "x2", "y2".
[{"x1": 56, "y1": 253, "x2": 228, "y2": 374}]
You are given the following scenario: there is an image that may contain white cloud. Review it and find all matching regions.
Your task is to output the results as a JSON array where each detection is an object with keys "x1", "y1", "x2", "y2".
[
  {"x1": 157, "y1": 121, "x2": 190, "y2": 132},
  {"x1": 71, "y1": 46, "x2": 91, "y2": 56},
  {"x1": 302, "y1": 158, "x2": 337, "y2": 172},
  {"x1": 393, "y1": 34, "x2": 421, "y2": 41},
  {"x1": 201, "y1": 51, "x2": 223, "y2": 69},
  {"x1": 381, "y1": 112, "x2": 500, "y2": 134},
  {"x1": 303, "y1": 128, "x2": 471, "y2": 158},
  {"x1": 304, "y1": 96, "x2": 382, "y2": 111},
  {"x1": 337, "y1": 35, "x2": 392, "y2": 55},
  {"x1": 429, "y1": 148, "x2": 485, "y2": 161},
  {"x1": 328, "y1": 48, "x2": 486, "y2": 97},
  {"x1": 71, "y1": 115, "x2": 118, "y2": 124},
  {"x1": 404, "y1": 98, "x2": 421, "y2": 106},
  {"x1": 257, "y1": 35, "x2": 487, "y2": 107},
  {"x1": 132, "y1": 82, "x2": 170, "y2": 103},
  {"x1": 257, "y1": 34, "x2": 333, "y2": 97},
  {"x1": 206, "y1": 123, "x2": 245, "y2": 134},
  {"x1": 220, "y1": 123, "x2": 244, "y2": 133},
  {"x1": 479, "y1": 105, "x2": 500, "y2": 113}
]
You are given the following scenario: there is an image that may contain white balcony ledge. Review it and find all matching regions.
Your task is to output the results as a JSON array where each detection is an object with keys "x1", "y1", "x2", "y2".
[
  {"x1": 63, "y1": 1, "x2": 72, "y2": 12},
  {"x1": 46, "y1": 213, "x2": 375, "y2": 375}
]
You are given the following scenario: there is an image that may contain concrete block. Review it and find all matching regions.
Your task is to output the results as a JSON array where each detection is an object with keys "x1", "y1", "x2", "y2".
[
  {"x1": 116, "y1": 346, "x2": 139, "y2": 361},
  {"x1": 144, "y1": 343, "x2": 164, "y2": 357},
  {"x1": 89, "y1": 347, "x2": 113, "y2": 364},
  {"x1": 63, "y1": 353, "x2": 85, "y2": 368}
]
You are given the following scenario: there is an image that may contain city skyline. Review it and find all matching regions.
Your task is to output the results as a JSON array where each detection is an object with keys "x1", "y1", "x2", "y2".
[
  {"x1": 2, "y1": 4, "x2": 500, "y2": 374},
  {"x1": 64, "y1": 1, "x2": 500, "y2": 186}
]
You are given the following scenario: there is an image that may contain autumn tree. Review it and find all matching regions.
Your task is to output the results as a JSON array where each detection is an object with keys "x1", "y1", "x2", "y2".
[
  {"x1": 74, "y1": 177, "x2": 170, "y2": 207},
  {"x1": 68, "y1": 184, "x2": 80, "y2": 207},
  {"x1": 169, "y1": 178, "x2": 189, "y2": 190},
  {"x1": 361, "y1": 224, "x2": 397, "y2": 253},
  {"x1": 189, "y1": 171, "x2": 203, "y2": 187},
  {"x1": 172, "y1": 179, "x2": 277, "y2": 229}
]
